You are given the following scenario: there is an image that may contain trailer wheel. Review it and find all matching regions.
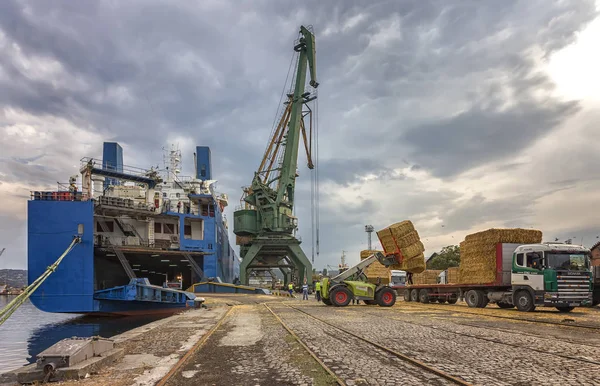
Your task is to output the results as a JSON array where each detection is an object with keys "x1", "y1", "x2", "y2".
[
  {"x1": 465, "y1": 290, "x2": 481, "y2": 308},
  {"x1": 477, "y1": 291, "x2": 489, "y2": 308},
  {"x1": 376, "y1": 288, "x2": 396, "y2": 307},
  {"x1": 437, "y1": 298, "x2": 446, "y2": 304},
  {"x1": 556, "y1": 306, "x2": 574, "y2": 313},
  {"x1": 515, "y1": 290, "x2": 535, "y2": 312},
  {"x1": 404, "y1": 289, "x2": 411, "y2": 302},
  {"x1": 497, "y1": 302, "x2": 513, "y2": 309},
  {"x1": 418, "y1": 289, "x2": 430, "y2": 304},
  {"x1": 447, "y1": 295, "x2": 458, "y2": 304},
  {"x1": 410, "y1": 289, "x2": 419, "y2": 302},
  {"x1": 330, "y1": 286, "x2": 352, "y2": 307},
  {"x1": 322, "y1": 298, "x2": 332, "y2": 306}
]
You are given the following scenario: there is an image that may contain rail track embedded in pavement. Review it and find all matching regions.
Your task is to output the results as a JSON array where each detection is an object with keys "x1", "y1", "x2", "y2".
[{"x1": 274, "y1": 302, "x2": 472, "y2": 386}]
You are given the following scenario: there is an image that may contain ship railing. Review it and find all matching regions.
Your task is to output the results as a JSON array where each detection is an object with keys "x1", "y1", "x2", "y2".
[{"x1": 31, "y1": 190, "x2": 87, "y2": 201}]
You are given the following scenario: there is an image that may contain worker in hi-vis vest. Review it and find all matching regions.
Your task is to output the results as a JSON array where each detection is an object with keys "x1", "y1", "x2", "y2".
[
  {"x1": 314, "y1": 280, "x2": 321, "y2": 301},
  {"x1": 288, "y1": 282, "x2": 294, "y2": 297}
]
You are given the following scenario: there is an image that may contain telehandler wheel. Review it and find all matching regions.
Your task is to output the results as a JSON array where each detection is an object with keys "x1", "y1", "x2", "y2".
[
  {"x1": 418, "y1": 290, "x2": 430, "y2": 304},
  {"x1": 330, "y1": 286, "x2": 352, "y2": 307},
  {"x1": 497, "y1": 302, "x2": 514, "y2": 309},
  {"x1": 556, "y1": 306, "x2": 574, "y2": 313},
  {"x1": 410, "y1": 289, "x2": 419, "y2": 302},
  {"x1": 404, "y1": 289, "x2": 411, "y2": 302},
  {"x1": 376, "y1": 288, "x2": 396, "y2": 307},
  {"x1": 322, "y1": 298, "x2": 332, "y2": 306},
  {"x1": 515, "y1": 290, "x2": 536, "y2": 312}
]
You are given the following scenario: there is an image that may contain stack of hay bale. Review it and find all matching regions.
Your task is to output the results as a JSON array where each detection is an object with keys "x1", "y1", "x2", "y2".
[
  {"x1": 360, "y1": 250, "x2": 391, "y2": 284},
  {"x1": 377, "y1": 220, "x2": 426, "y2": 274},
  {"x1": 412, "y1": 270, "x2": 442, "y2": 285},
  {"x1": 447, "y1": 267, "x2": 460, "y2": 284},
  {"x1": 458, "y1": 228, "x2": 542, "y2": 284}
]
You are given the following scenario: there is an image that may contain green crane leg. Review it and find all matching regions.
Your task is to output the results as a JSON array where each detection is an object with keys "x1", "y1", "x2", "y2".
[
  {"x1": 288, "y1": 244, "x2": 312, "y2": 286},
  {"x1": 240, "y1": 243, "x2": 262, "y2": 285}
]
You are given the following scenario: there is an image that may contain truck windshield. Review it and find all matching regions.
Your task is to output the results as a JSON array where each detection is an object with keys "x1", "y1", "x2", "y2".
[
  {"x1": 546, "y1": 253, "x2": 589, "y2": 271},
  {"x1": 391, "y1": 275, "x2": 406, "y2": 285}
]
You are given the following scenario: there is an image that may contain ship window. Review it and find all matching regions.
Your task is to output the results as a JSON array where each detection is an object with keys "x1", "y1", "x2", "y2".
[
  {"x1": 176, "y1": 193, "x2": 181, "y2": 198},
  {"x1": 78, "y1": 224, "x2": 84, "y2": 235},
  {"x1": 163, "y1": 192, "x2": 167, "y2": 197},
  {"x1": 516, "y1": 253, "x2": 524, "y2": 266},
  {"x1": 164, "y1": 223, "x2": 175, "y2": 235},
  {"x1": 184, "y1": 225, "x2": 192, "y2": 239},
  {"x1": 201, "y1": 165, "x2": 206, "y2": 177},
  {"x1": 96, "y1": 220, "x2": 114, "y2": 233},
  {"x1": 155, "y1": 223, "x2": 162, "y2": 233}
]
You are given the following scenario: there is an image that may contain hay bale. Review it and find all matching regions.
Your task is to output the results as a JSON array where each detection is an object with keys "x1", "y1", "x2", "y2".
[
  {"x1": 399, "y1": 253, "x2": 426, "y2": 274},
  {"x1": 360, "y1": 250, "x2": 382, "y2": 260},
  {"x1": 458, "y1": 228, "x2": 543, "y2": 284},
  {"x1": 447, "y1": 267, "x2": 460, "y2": 283},
  {"x1": 397, "y1": 230, "x2": 421, "y2": 248},
  {"x1": 413, "y1": 270, "x2": 442, "y2": 285},
  {"x1": 401, "y1": 241, "x2": 425, "y2": 259},
  {"x1": 360, "y1": 250, "x2": 390, "y2": 283}
]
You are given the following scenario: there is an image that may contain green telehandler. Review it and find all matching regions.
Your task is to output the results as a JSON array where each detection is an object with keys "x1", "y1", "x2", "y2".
[{"x1": 320, "y1": 252, "x2": 399, "y2": 307}]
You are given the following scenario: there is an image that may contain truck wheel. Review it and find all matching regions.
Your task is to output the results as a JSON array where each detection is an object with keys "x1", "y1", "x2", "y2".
[
  {"x1": 376, "y1": 288, "x2": 396, "y2": 307},
  {"x1": 322, "y1": 298, "x2": 332, "y2": 306},
  {"x1": 477, "y1": 291, "x2": 489, "y2": 308},
  {"x1": 497, "y1": 302, "x2": 514, "y2": 309},
  {"x1": 447, "y1": 295, "x2": 458, "y2": 304},
  {"x1": 418, "y1": 290, "x2": 430, "y2": 304},
  {"x1": 410, "y1": 289, "x2": 419, "y2": 302},
  {"x1": 404, "y1": 289, "x2": 411, "y2": 302},
  {"x1": 515, "y1": 291, "x2": 536, "y2": 312},
  {"x1": 465, "y1": 290, "x2": 481, "y2": 308},
  {"x1": 556, "y1": 306, "x2": 574, "y2": 313},
  {"x1": 330, "y1": 286, "x2": 352, "y2": 307}
]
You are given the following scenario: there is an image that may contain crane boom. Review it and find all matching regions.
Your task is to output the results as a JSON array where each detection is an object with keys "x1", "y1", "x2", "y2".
[{"x1": 233, "y1": 26, "x2": 318, "y2": 286}]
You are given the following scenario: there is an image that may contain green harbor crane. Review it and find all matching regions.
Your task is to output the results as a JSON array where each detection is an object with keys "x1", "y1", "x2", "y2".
[{"x1": 233, "y1": 25, "x2": 319, "y2": 286}]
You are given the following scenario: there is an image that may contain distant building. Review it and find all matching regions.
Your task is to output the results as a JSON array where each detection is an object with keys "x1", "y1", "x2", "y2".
[
  {"x1": 0, "y1": 285, "x2": 7, "y2": 295},
  {"x1": 591, "y1": 241, "x2": 600, "y2": 266}
]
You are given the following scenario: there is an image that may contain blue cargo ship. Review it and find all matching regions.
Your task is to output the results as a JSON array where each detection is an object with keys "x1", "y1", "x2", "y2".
[{"x1": 27, "y1": 142, "x2": 240, "y2": 315}]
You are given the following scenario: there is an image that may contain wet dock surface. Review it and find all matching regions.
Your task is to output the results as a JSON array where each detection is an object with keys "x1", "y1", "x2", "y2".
[{"x1": 9, "y1": 295, "x2": 600, "y2": 386}]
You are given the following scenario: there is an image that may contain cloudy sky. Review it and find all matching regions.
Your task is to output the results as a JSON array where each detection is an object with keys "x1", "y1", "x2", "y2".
[{"x1": 1, "y1": 0, "x2": 600, "y2": 270}]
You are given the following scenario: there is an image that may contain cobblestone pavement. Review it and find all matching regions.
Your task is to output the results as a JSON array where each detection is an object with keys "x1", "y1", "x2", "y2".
[
  {"x1": 268, "y1": 303, "x2": 456, "y2": 385},
  {"x1": 291, "y1": 302, "x2": 600, "y2": 386},
  {"x1": 163, "y1": 304, "x2": 337, "y2": 386}
]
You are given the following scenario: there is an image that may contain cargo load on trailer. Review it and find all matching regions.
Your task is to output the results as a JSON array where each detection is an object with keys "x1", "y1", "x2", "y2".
[{"x1": 459, "y1": 228, "x2": 542, "y2": 284}]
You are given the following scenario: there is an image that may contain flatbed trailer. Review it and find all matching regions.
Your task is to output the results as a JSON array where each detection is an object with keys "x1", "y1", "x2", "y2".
[{"x1": 402, "y1": 243, "x2": 593, "y2": 312}]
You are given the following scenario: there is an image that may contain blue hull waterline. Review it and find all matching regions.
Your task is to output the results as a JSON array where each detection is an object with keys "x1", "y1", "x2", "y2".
[{"x1": 28, "y1": 143, "x2": 241, "y2": 315}]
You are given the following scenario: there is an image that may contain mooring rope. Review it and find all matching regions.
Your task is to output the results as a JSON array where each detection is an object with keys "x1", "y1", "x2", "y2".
[{"x1": 0, "y1": 236, "x2": 81, "y2": 326}]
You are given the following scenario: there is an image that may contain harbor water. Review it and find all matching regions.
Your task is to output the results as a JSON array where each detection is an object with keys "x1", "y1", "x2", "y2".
[{"x1": 0, "y1": 296, "x2": 166, "y2": 374}]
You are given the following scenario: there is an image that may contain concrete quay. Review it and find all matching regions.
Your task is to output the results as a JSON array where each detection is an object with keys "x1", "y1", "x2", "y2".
[{"x1": 2, "y1": 294, "x2": 600, "y2": 386}]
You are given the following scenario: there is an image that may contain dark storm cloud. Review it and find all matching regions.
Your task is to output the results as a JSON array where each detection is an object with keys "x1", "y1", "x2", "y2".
[{"x1": 0, "y1": 0, "x2": 598, "y2": 268}]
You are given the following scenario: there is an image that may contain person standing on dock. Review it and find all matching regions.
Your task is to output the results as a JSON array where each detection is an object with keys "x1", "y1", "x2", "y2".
[
  {"x1": 302, "y1": 280, "x2": 309, "y2": 300},
  {"x1": 177, "y1": 201, "x2": 182, "y2": 213},
  {"x1": 288, "y1": 282, "x2": 294, "y2": 297},
  {"x1": 314, "y1": 280, "x2": 321, "y2": 301}
]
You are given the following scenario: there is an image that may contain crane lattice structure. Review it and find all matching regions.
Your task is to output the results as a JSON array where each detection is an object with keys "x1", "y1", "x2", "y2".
[{"x1": 233, "y1": 26, "x2": 319, "y2": 286}]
